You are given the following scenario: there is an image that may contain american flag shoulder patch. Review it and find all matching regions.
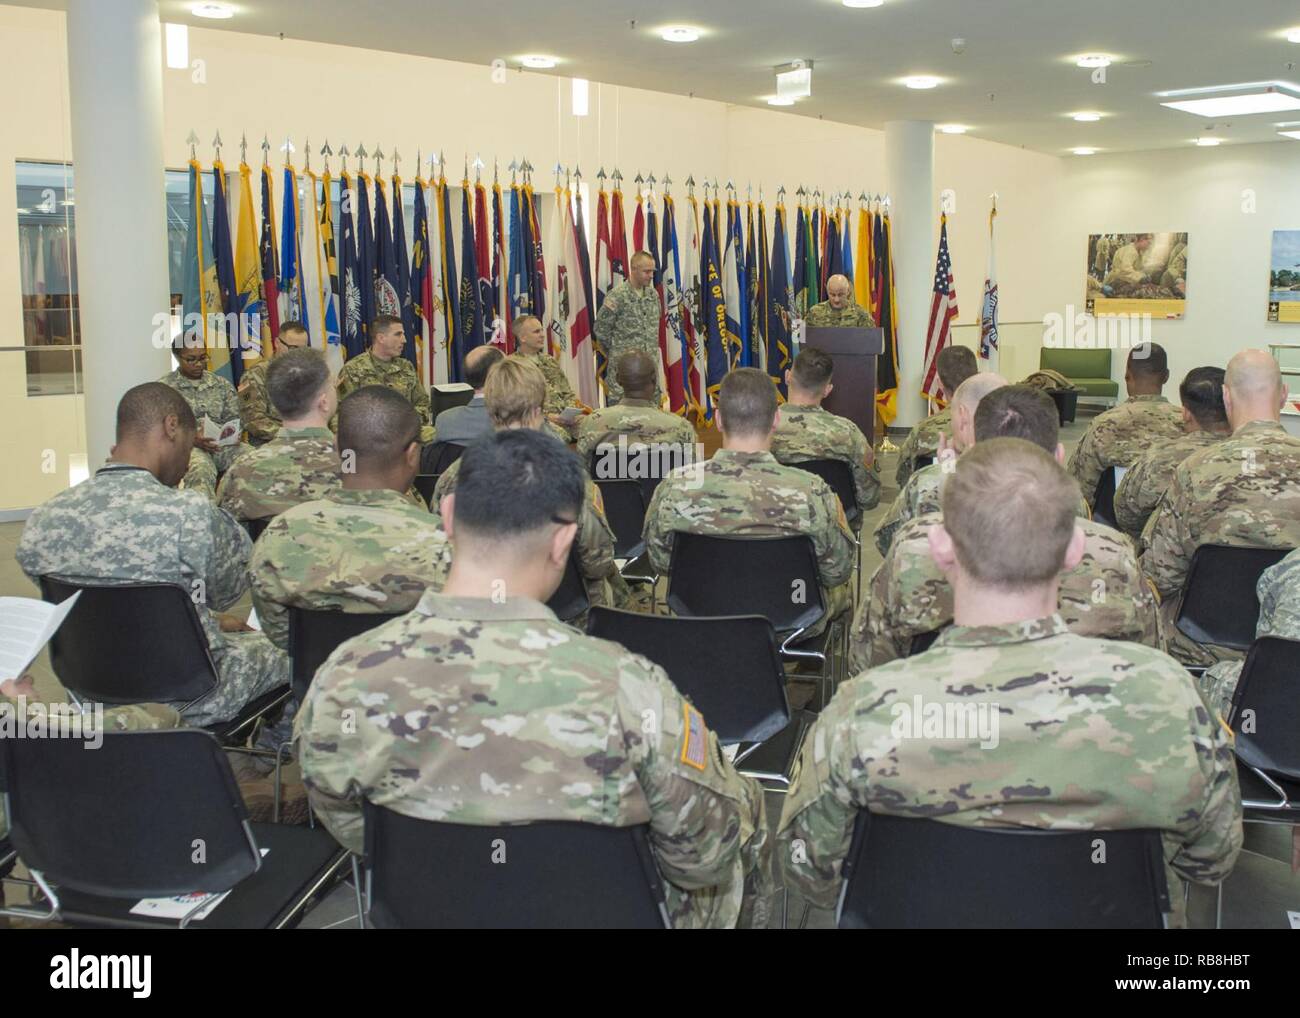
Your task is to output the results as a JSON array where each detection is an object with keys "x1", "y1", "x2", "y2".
[{"x1": 680, "y1": 702, "x2": 708, "y2": 771}]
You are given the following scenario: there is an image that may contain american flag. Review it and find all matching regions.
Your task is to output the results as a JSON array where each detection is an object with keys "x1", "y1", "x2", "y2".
[{"x1": 921, "y1": 213, "x2": 958, "y2": 400}]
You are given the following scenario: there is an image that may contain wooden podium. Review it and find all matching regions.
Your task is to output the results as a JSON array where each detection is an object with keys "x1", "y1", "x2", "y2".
[{"x1": 803, "y1": 326, "x2": 883, "y2": 442}]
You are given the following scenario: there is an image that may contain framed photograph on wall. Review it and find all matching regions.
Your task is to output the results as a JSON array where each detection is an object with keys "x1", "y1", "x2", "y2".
[
  {"x1": 1267, "y1": 230, "x2": 1300, "y2": 322},
  {"x1": 1085, "y1": 231, "x2": 1187, "y2": 319}
]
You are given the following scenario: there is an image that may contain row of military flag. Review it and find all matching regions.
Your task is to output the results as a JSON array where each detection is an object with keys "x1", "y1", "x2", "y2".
[{"x1": 179, "y1": 153, "x2": 910, "y2": 423}]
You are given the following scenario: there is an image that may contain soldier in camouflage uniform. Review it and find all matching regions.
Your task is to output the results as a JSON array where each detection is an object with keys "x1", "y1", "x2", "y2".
[
  {"x1": 771, "y1": 347, "x2": 880, "y2": 515},
  {"x1": 1067, "y1": 342, "x2": 1184, "y2": 510},
  {"x1": 15, "y1": 383, "x2": 288, "y2": 726},
  {"x1": 511, "y1": 313, "x2": 580, "y2": 416},
  {"x1": 237, "y1": 320, "x2": 310, "y2": 446},
  {"x1": 1142, "y1": 351, "x2": 1300, "y2": 668},
  {"x1": 594, "y1": 252, "x2": 664, "y2": 406},
  {"x1": 1200, "y1": 548, "x2": 1300, "y2": 718},
  {"x1": 803, "y1": 273, "x2": 876, "y2": 330},
  {"x1": 576, "y1": 351, "x2": 695, "y2": 467},
  {"x1": 1114, "y1": 366, "x2": 1231, "y2": 539},
  {"x1": 894, "y1": 345, "x2": 978, "y2": 488},
  {"x1": 644, "y1": 368, "x2": 857, "y2": 638},
  {"x1": 297, "y1": 429, "x2": 772, "y2": 928},
  {"x1": 336, "y1": 315, "x2": 435, "y2": 443},
  {"x1": 217, "y1": 349, "x2": 342, "y2": 522},
  {"x1": 250, "y1": 386, "x2": 450, "y2": 653},
  {"x1": 161, "y1": 341, "x2": 248, "y2": 498},
  {"x1": 780, "y1": 439, "x2": 1242, "y2": 928},
  {"x1": 431, "y1": 358, "x2": 627, "y2": 616},
  {"x1": 875, "y1": 372, "x2": 1008, "y2": 556}
]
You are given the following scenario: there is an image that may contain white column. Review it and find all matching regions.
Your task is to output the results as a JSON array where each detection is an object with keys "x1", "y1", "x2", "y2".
[
  {"x1": 66, "y1": 0, "x2": 171, "y2": 470},
  {"x1": 885, "y1": 120, "x2": 934, "y2": 429}
]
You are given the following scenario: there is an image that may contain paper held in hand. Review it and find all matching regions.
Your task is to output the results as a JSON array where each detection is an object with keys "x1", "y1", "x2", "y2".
[
  {"x1": 0, "y1": 591, "x2": 81, "y2": 678},
  {"x1": 202, "y1": 416, "x2": 242, "y2": 446}
]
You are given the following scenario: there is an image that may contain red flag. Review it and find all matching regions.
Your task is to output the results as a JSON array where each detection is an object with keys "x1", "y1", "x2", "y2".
[
  {"x1": 921, "y1": 214, "x2": 958, "y2": 401},
  {"x1": 594, "y1": 188, "x2": 613, "y2": 393},
  {"x1": 632, "y1": 191, "x2": 645, "y2": 253},
  {"x1": 609, "y1": 188, "x2": 629, "y2": 289},
  {"x1": 492, "y1": 182, "x2": 511, "y2": 351}
]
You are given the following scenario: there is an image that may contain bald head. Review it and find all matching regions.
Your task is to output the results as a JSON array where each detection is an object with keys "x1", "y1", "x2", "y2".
[
  {"x1": 951, "y1": 372, "x2": 1008, "y2": 451},
  {"x1": 464, "y1": 345, "x2": 504, "y2": 390},
  {"x1": 1224, "y1": 349, "x2": 1287, "y2": 429},
  {"x1": 826, "y1": 274, "x2": 853, "y2": 309},
  {"x1": 615, "y1": 351, "x2": 658, "y2": 400}
]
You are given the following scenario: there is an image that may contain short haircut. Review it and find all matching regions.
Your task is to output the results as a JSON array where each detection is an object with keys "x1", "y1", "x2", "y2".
[
  {"x1": 1127, "y1": 342, "x2": 1168, "y2": 380},
  {"x1": 510, "y1": 314, "x2": 541, "y2": 337},
  {"x1": 279, "y1": 321, "x2": 309, "y2": 339},
  {"x1": 718, "y1": 367, "x2": 778, "y2": 437},
  {"x1": 615, "y1": 350, "x2": 657, "y2": 392},
  {"x1": 267, "y1": 347, "x2": 331, "y2": 419},
  {"x1": 171, "y1": 333, "x2": 206, "y2": 354},
  {"x1": 973, "y1": 384, "x2": 1060, "y2": 453},
  {"x1": 790, "y1": 347, "x2": 834, "y2": 391},
  {"x1": 117, "y1": 381, "x2": 196, "y2": 440},
  {"x1": 1179, "y1": 366, "x2": 1227, "y2": 429},
  {"x1": 485, "y1": 357, "x2": 545, "y2": 427},
  {"x1": 630, "y1": 250, "x2": 655, "y2": 268},
  {"x1": 936, "y1": 345, "x2": 978, "y2": 394},
  {"x1": 454, "y1": 429, "x2": 584, "y2": 541},
  {"x1": 464, "y1": 345, "x2": 505, "y2": 389},
  {"x1": 942, "y1": 438, "x2": 1079, "y2": 590},
  {"x1": 371, "y1": 314, "x2": 403, "y2": 337},
  {"x1": 337, "y1": 385, "x2": 421, "y2": 471}
]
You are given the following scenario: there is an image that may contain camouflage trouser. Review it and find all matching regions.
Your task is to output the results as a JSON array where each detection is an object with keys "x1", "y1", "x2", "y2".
[
  {"x1": 805, "y1": 580, "x2": 854, "y2": 640},
  {"x1": 172, "y1": 630, "x2": 289, "y2": 727},
  {"x1": 182, "y1": 448, "x2": 218, "y2": 500},
  {"x1": 1198, "y1": 661, "x2": 1243, "y2": 721}
]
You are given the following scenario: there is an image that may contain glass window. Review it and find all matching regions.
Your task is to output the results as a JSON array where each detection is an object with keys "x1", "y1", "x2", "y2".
[{"x1": 16, "y1": 161, "x2": 80, "y2": 395}]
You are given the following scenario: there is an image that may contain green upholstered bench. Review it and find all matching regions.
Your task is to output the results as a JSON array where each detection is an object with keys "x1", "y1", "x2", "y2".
[{"x1": 1040, "y1": 348, "x2": 1120, "y2": 400}]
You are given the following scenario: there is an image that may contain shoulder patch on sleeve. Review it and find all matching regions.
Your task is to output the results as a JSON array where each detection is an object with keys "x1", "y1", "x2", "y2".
[{"x1": 679, "y1": 702, "x2": 708, "y2": 771}]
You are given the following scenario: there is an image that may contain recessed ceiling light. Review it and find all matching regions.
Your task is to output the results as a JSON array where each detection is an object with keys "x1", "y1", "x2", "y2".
[
  {"x1": 190, "y1": 2, "x2": 235, "y2": 18},
  {"x1": 1279, "y1": 130, "x2": 1300, "y2": 140},
  {"x1": 1071, "y1": 147, "x2": 1097, "y2": 156},
  {"x1": 902, "y1": 75, "x2": 941, "y2": 89},
  {"x1": 767, "y1": 95, "x2": 795, "y2": 106},
  {"x1": 1072, "y1": 112, "x2": 1102, "y2": 122},
  {"x1": 1161, "y1": 87, "x2": 1300, "y2": 117},
  {"x1": 661, "y1": 26, "x2": 700, "y2": 43},
  {"x1": 1194, "y1": 137, "x2": 1221, "y2": 146},
  {"x1": 937, "y1": 124, "x2": 968, "y2": 134},
  {"x1": 520, "y1": 55, "x2": 558, "y2": 69},
  {"x1": 843, "y1": 0, "x2": 884, "y2": 7},
  {"x1": 1287, "y1": 29, "x2": 1300, "y2": 43},
  {"x1": 1075, "y1": 54, "x2": 1113, "y2": 68}
]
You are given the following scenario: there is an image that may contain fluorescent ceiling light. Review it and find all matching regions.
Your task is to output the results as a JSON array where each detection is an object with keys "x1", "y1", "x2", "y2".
[
  {"x1": 661, "y1": 27, "x2": 700, "y2": 43},
  {"x1": 1075, "y1": 54, "x2": 1112, "y2": 68},
  {"x1": 1071, "y1": 147, "x2": 1097, "y2": 155},
  {"x1": 1288, "y1": 29, "x2": 1300, "y2": 43},
  {"x1": 776, "y1": 63, "x2": 813, "y2": 99},
  {"x1": 190, "y1": 2, "x2": 234, "y2": 18},
  {"x1": 520, "y1": 55, "x2": 557, "y2": 69},
  {"x1": 937, "y1": 124, "x2": 968, "y2": 134},
  {"x1": 1072, "y1": 112, "x2": 1102, "y2": 122},
  {"x1": 165, "y1": 23, "x2": 188, "y2": 69},
  {"x1": 767, "y1": 95, "x2": 795, "y2": 106},
  {"x1": 1162, "y1": 87, "x2": 1300, "y2": 117},
  {"x1": 1194, "y1": 137, "x2": 1221, "y2": 146},
  {"x1": 902, "y1": 75, "x2": 940, "y2": 89},
  {"x1": 572, "y1": 78, "x2": 588, "y2": 117},
  {"x1": 844, "y1": 0, "x2": 884, "y2": 7},
  {"x1": 1279, "y1": 130, "x2": 1300, "y2": 139}
]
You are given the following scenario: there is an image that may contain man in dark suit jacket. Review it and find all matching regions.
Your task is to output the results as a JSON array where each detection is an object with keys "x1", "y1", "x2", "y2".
[{"x1": 433, "y1": 346, "x2": 504, "y2": 446}]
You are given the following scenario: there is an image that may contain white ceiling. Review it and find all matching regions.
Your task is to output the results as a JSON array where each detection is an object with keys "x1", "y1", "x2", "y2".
[{"x1": 27, "y1": 0, "x2": 1300, "y2": 154}]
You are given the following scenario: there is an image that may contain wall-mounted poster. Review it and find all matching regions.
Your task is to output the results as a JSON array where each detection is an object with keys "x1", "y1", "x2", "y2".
[
  {"x1": 1085, "y1": 232, "x2": 1187, "y2": 319},
  {"x1": 1267, "y1": 230, "x2": 1300, "y2": 323}
]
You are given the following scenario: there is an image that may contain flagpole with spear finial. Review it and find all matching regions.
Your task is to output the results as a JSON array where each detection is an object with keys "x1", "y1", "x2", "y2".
[
  {"x1": 303, "y1": 138, "x2": 311, "y2": 173},
  {"x1": 509, "y1": 159, "x2": 518, "y2": 185},
  {"x1": 261, "y1": 134, "x2": 270, "y2": 166},
  {"x1": 663, "y1": 173, "x2": 672, "y2": 197},
  {"x1": 281, "y1": 135, "x2": 294, "y2": 166},
  {"x1": 239, "y1": 132, "x2": 248, "y2": 166},
  {"x1": 321, "y1": 140, "x2": 333, "y2": 174},
  {"x1": 212, "y1": 130, "x2": 223, "y2": 163},
  {"x1": 392, "y1": 148, "x2": 401, "y2": 178},
  {"x1": 187, "y1": 130, "x2": 199, "y2": 161},
  {"x1": 339, "y1": 144, "x2": 349, "y2": 175},
  {"x1": 473, "y1": 154, "x2": 484, "y2": 183},
  {"x1": 634, "y1": 172, "x2": 643, "y2": 199},
  {"x1": 686, "y1": 174, "x2": 694, "y2": 199},
  {"x1": 372, "y1": 145, "x2": 384, "y2": 178}
]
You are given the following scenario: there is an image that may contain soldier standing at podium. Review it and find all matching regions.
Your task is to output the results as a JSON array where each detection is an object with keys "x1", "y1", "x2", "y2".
[{"x1": 804, "y1": 274, "x2": 876, "y2": 330}]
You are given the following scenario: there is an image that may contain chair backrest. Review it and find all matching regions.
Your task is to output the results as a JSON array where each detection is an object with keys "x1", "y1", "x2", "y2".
[
  {"x1": 362, "y1": 804, "x2": 669, "y2": 929},
  {"x1": 837, "y1": 812, "x2": 1169, "y2": 929},
  {"x1": 1229, "y1": 636, "x2": 1300, "y2": 782},
  {"x1": 1176, "y1": 544, "x2": 1290, "y2": 651},
  {"x1": 288, "y1": 607, "x2": 406, "y2": 704},
  {"x1": 593, "y1": 479, "x2": 648, "y2": 559},
  {"x1": 788, "y1": 458, "x2": 860, "y2": 523},
  {"x1": 1, "y1": 730, "x2": 258, "y2": 899},
  {"x1": 907, "y1": 628, "x2": 943, "y2": 657},
  {"x1": 430, "y1": 385, "x2": 475, "y2": 417},
  {"x1": 587, "y1": 608, "x2": 789, "y2": 744},
  {"x1": 588, "y1": 442, "x2": 688, "y2": 507},
  {"x1": 912, "y1": 453, "x2": 935, "y2": 472},
  {"x1": 412, "y1": 473, "x2": 440, "y2": 509},
  {"x1": 245, "y1": 516, "x2": 272, "y2": 541},
  {"x1": 1091, "y1": 466, "x2": 1119, "y2": 528},
  {"x1": 545, "y1": 549, "x2": 590, "y2": 623},
  {"x1": 419, "y1": 441, "x2": 465, "y2": 477},
  {"x1": 1040, "y1": 346, "x2": 1112, "y2": 380},
  {"x1": 38, "y1": 577, "x2": 218, "y2": 705},
  {"x1": 666, "y1": 532, "x2": 824, "y2": 635}
]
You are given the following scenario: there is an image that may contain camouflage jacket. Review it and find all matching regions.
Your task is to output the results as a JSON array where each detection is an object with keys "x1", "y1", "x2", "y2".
[
  {"x1": 644, "y1": 449, "x2": 856, "y2": 590},
  {"x1": 1201, "y1": 547, "x2": 1300, "y2": 717},
  {"x1": 1142, "y1": 420, "x2": 1300, "y2": 666},
  {"x1": 575, "y1": 398, "x2": 696, "y2": 466},
  {"x1": 216, "y1": 426, "x2": 342, "y2": 522},
  {"x1": 296, "y1": 592, "x2": 769, "y2": 928},
  {"x1": 1067, "y1": 395, "x2": 1184, "y2": 508},
  {"x1": 513, "y1": 351, "x2": 578, "y2": 414},
  {"x1": 851, "y1": 511, "x2": 1160, "y2": 670},
  {"x1": 771, "y1": 403, "x2": 881, "y2": 513},
  {"x1": 804, "y1": 300, "x2": 876, "y2": 329},
  {"x1": 249, "y1": 487, "x2": 451, "y2": 651},
  {"x1": 593, "y1": 281, "x2": 664, "y2": 404},
  {"x1": 236, "y1": 359, "x2": 279, "y2": 446},
  {"x1": 895, "y1": 406, "x2": 951, "y2": 488},
  {"x1": 160, "y1": 367, "x2": 246, "y2": 472},
  {"x1": 15, "y1": 464, "x2": 252, "y2": 661},
  {"x1": 1113, "y1": 429, "x2": 1224, "y2": 539},
  {"x1": 336, "y1": 351, "x2": 435, "y2": 441},
  {"x1": 778, "y1": 614, "x2": 1242, "y2": 927}
]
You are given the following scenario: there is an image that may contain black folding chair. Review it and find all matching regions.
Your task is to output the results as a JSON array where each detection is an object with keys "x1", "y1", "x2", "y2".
[
  {"x1": 429, "y1": 385, "x2": 475, "y2": 417},
  {"x1": 0, "y1": 730, "x2": 348, "y2": 928},
  {"x1": 1175, "y1": 544, "x2": 1290, "y2": 652},
  {"x1": 907, "y1": 628, "x2": 943, "y2": 657},
  {"x1": 419, "y1": 440, "x2": 465, "y2": 476},
  {"x1": 911, "y1": 453, "x2": 935, "y2": 473},
  {"x1": 245, "y1": 516, "x2": 272, "y2": 541},
  {"x1": 546, "y1": 549, "x2": 590, "y2": 623},
  {"x1": 1091, "y1": 466, "x2": 1119, "y2": 528},
  {"x1": 836, "y1": 811, "x2": 1170, "y2": 929},
  {"x1": 37, "y1": 577, "x2": 289, "y2": 745},
  {"x1": 288, "y1": 607, "x2": 406, "y2": 706},
  {"x1": 361, "y1": 804, "x2": 670, "y2": 928},
  {"x1": 593, "y1": 478, "x2": 649, "y2": 560},
  {"x1": 788, "y1": 458, "x2": 861, "y2": 526},
  {"x1": 666, "y1": 533, "x2": 843, "y2": 708},
  {"x1": 587, "y1": 608, "x2": 805, "y2": 786},
  {"x1": 413, "y1": 473, "x2": 440, "y2": 510}
]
